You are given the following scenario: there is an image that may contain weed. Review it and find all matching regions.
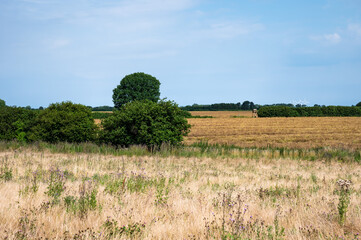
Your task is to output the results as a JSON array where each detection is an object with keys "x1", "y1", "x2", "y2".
[
  {"x1": 0, "y1": 166, "x2": 12, "y2": 181},
  {"x1": 64, "y1": 179, "x2": 99, "y2": 218},
  {"x1": 104, "y1": 177, "x2": 126, "y2": 195},
  {"x1": 155, "y1": 177, "x2": 169, "y2": 206},
  {"x1": 102, "y1": 218, "x2": 145, "y2": 239},
  {"x1": 336, "y1": 179, "x2": 352, "y2": 225},
  {"x1": 45, "y1": 167, "x2": 66, "y2": 205}
]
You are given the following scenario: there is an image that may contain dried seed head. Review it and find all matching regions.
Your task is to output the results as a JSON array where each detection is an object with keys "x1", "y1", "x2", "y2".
[{"x1": 336, "y1": 179, "x2": 352, "y2": 191}]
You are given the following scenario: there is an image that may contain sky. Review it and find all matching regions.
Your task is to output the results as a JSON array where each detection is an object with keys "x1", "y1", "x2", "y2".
[{"x1": 0, "y1": 0, "x2": 360, "y2": 108}]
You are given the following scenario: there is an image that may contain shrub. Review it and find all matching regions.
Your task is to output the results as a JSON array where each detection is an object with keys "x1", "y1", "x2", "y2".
[
  {"x1": 0, "y1": 106, "x2": 38, "y2": 142},
  {"x1": 258, "y1": 106, "x2": 361, "y2": 117},
  {"x1": 100, "y1": 100, "x2": 191, "y2": 148},
  {"x1": 32, "y1": 101, "x2": 97, "y2": 143}
]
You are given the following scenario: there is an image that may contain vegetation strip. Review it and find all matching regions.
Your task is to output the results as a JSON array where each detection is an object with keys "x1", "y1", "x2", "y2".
[{"x1": 0, "y1": 141, "x2": 360, "y2": 163}]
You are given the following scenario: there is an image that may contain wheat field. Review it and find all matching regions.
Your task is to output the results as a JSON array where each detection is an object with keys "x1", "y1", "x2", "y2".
[
  {"x1": 0, "y1": 149, "x2": 360, "y2": 239},
  {"x1": 185, "y1": 111, "x2": 361, "y2": 149}
]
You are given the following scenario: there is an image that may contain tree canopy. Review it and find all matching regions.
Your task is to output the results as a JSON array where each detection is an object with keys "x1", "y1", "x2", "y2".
[
  {"x1": 32, "y1": 101, "x2": 97, "y2": 143},
  {"x1": 357, "y1": 102, "x2": 361, "y2": 107},
  {"x1": 0, "y1": 98, "x2": 5, "y2": 108},
  {"x1": 100, "y1": 100, "x2": 190, "y2": 148},
  {"x1": 112, "y1": 72, "x2": 160, "y2": 109}
]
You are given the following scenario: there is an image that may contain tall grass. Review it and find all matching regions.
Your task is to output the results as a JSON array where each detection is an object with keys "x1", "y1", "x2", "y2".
[{"x1": 0, "y1": 141, "x2": 360, "y2": 163}]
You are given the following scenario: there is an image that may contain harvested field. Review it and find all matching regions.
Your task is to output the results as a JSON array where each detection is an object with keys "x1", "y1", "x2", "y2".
[
  {"x1": 0, "y1": 149, "x2": 360, "y2": 239},
  {"x1": 185, "y1": 112, "x2": 361, "y2": 149}
]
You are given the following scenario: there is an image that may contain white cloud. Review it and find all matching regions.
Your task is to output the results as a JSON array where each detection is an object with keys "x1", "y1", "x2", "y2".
[{"x1": 310, "y1": 33, "x2": 341, "y2": 44}]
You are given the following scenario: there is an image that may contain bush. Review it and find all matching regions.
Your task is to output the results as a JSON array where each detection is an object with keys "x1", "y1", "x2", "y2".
[
  {"x1": 32, "y1": 102, "x2": 97, "y2": 143},
  {"x1": 258, "y1": 106, "x2": 361, "y2": 117},
  {"x1": 92, "y1": 112, "x2": 112, "y2": 120},
  {"x1": 100, "y1": 100, "x2": 191, "y2": 148},
  {"x1": 0, "y1": 106, "x2": 38, "y2": 142}
]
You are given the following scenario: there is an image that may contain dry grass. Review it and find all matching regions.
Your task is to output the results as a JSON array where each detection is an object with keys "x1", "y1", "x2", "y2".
[
  {"x1": 1, "y1": 149, "x2": 361, "y2": 239},
  {"x1": 185, "y1": 112, "x2": 361, "y2": 149}
]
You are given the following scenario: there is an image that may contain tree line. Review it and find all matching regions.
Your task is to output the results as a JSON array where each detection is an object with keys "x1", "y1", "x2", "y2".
[
  {"x1": 0, "y1": 73, "x2": 190, "y2": 149},
  {"x1": 258, "y1": 105, "x2": 361, "y2": 117}
]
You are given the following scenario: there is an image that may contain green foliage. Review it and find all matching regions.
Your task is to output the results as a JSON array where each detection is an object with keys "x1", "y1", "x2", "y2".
[
  {"x1": 32, "y1": 101, "x2": 97, "y2": 143},
  {"x1": 0, "y1": 166, "x2": 13, "y2": 181},
  {"x1": 258, "y1": 105, "x2": 361, "y2": 117},
  {"x1": 356, "y1": 102, "x2": 361, "y2": 107},
  {"x1": 336, "y1": 179, "x2": 352, "y2": 225},
  {"x1": 182, "y1": 101, "x2": 259, "y2": 111},
  {"x1": 92, "y1": 105, "x2": 114, "y2": 111},
  {"x1": 45, "y1": 167, "x2": 66, "y2": 205},
  {"x1": 100, "y1": 100, "x2": 190, "y2": 148},
  {"x1": 155, "y1": 177, "x2": 169, "y2": 206},
  {"x1": 64, "y1": 188, "x2": 99, "y2": 218},
  {"x1": 0, "y1": 106, "x2": 38, "y2": 142},
  {"x1": 102, "y1": 218, "x2": 145, "y2": 238},
  {"x1": 92, "y1": 112, "x2": 112, "y2": 119},
  {"x1": 112, "y1": 72, "x2": 160, "y2": 109},
  {"x1": 0, "y1": 98, "x2": 5, "y2": 108}
]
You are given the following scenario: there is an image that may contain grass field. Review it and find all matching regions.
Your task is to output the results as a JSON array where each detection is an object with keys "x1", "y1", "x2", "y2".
[
  {"x1": 1, "y1": 148, "x2": 360, "y2": 239},
  {"x1": 185, "y1": 111, "x2": 361, "y2": 149},
  {"x1": 2, "y1": 112, "x2": 360, "y2": 239}
]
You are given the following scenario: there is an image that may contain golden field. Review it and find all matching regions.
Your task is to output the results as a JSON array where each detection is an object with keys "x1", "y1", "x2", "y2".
[
  {"x1": 1, "y1": 149, "x2": 360, "y2": 239},
  {"x1": 185, "y1": 111, "x2": 361, "y2": 149}
]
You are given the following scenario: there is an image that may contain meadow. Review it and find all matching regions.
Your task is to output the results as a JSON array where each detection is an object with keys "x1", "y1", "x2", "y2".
[
  {"x1": 0, "y1": 146, "x2": 360, "y2": 239},
  {"x1": 1, "y1": 111, "x2": 361, "y2": 239}
]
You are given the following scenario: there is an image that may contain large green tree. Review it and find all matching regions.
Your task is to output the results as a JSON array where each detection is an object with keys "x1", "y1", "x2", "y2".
[
  {"x1": 357, "y1": 102, "x2": 361, "y2": 107},
  {"x1": 112, "y1": 72, "x2": 160, "y2": 109},
  {"x1": 0, "y1": 98, "x2": 5, "y2": 108}
]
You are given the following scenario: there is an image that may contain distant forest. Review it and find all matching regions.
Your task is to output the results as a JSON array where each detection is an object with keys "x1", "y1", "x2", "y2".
[
  {"x1": 180, "y1": 101, "x2": 309, "y2": 111},
  {"x1": 5, "y1": 101, "x2": 361, "y2": 112}
]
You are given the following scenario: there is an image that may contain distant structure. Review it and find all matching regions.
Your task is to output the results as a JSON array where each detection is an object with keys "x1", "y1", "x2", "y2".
[{"x1": 252, "y1": 109, "x2": 258, "y2": 118}]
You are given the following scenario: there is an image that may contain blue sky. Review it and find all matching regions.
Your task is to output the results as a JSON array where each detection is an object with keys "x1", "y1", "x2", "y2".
[{"x1": 0, "y1": 0, "x2": 360, "y2": 108}]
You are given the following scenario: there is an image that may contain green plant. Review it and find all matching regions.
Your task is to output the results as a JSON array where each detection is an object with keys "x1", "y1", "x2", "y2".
[
  {"x1": 0, "y1": 165, "x2": 12, "y2": 181},
  {"x1": 155, "y1": 178, "x2": 169, "y2": 206},
  {"x1": 64, "y1": 179, "x2": 99, "y2": 218},
  {"x1": 112, "y1": 72, "x2": 160, "y2": 109},
  {"x1": 45, "y1": 167, "x2": 66, "y2": 204},
  {"x1": 336, "y1": 179, "x2": 352, "y2": 225},
  {"x1": 100, "y1": 100, "x2": 191, "y2": 148},
  {"x1": 102, "y1": 218, "x2": 145, "y2": 238},
  {"x1": 32, "y1": 101, "x2": 97, "y2": 143},
  {"x1": 104, "y1": 177, "x2": 126, "y2": 195},
  {"x1": 258, "y1": 105, "x2": 361, "y2": 117}
]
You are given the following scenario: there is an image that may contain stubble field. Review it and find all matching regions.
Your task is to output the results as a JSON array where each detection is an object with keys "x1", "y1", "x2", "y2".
[{"x1": 185, "y1": 111, "x2": 361, "y2": 149}]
